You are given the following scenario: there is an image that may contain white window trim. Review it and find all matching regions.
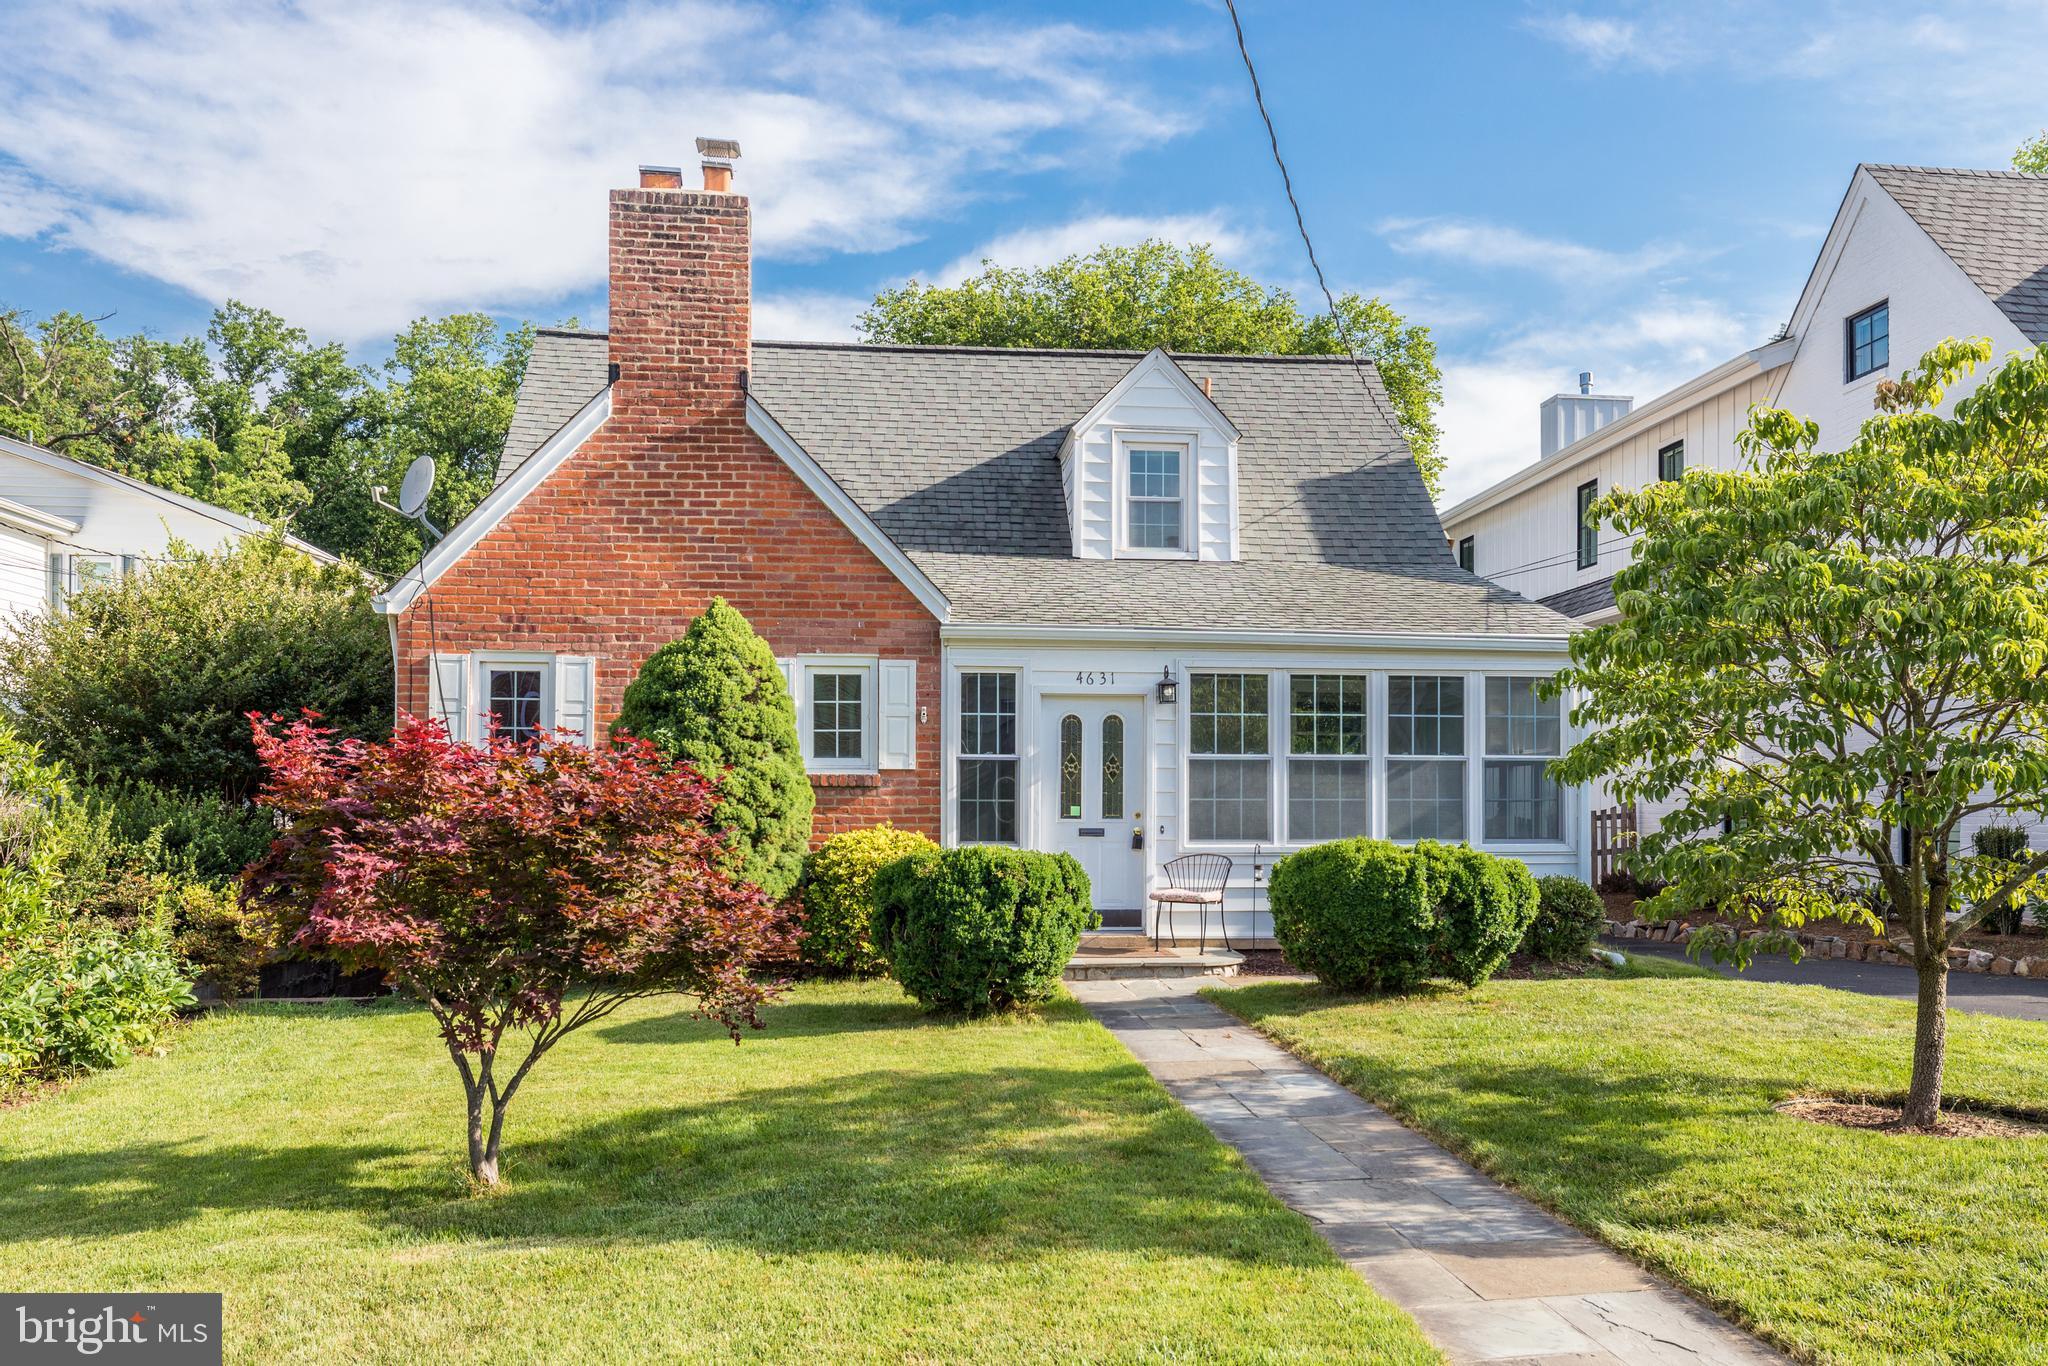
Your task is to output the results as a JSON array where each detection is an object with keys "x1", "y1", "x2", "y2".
[
  {"x1": 1112, "y1": 431, "x2": 1198, "y2": 560},
  {"x1": 1479, "y1": 673, "x2": 1568, "y2": 846},
  {"x1": 1283, "y1": 672, "x2": 1372, "y2": 845},
  {"x1": 1384, "y1": 671, "x2": 1471, "y2": 846},
  {"x1": 474, "y1": 651, "x2": 556, "y2": 744},
  {"x1": 795, "y1": 654, "x2": 879, "y2": 774},
  {"x1": 47, "y1": 550, "x2": 126, "y2": 611}
]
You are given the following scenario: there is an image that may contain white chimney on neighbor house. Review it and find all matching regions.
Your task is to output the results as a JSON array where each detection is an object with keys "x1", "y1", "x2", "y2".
[{"x1": 1539, "y1": 371, "x2": 1633, "y2": 458}]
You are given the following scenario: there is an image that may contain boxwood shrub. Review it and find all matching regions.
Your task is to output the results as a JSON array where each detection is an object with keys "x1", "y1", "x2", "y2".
[
  {"x1": 870, "y1": 846, "x2": 1096, "y2": 1014},
  {"x1": 1523, "y1": 875, "x2": 1606, "y2": 962},
  {"x1": 1271, "y1": 838, "x2": 1539, "y2": 992},
  {"x1": 1418, "y1": 842, "x2": 1540, "y2": 985},
  {"x1": 795, "y1": 823, "x2": 939, "y2": 977},
  {"x1": 1268, "y1": 839, "x2": 1435, "y2": 991}
]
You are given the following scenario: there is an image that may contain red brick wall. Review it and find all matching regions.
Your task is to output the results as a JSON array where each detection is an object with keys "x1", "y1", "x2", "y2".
[{"x1": 391, "y1": 184, "x2": 941, "y2": 842}]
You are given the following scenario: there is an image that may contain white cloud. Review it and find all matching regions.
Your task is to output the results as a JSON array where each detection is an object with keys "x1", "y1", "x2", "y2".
[
  {"x1": 1524, "y1": 14, "x2": 1657, "y2": 69},
  {"x1": 1378, "y1": 217, "x2": 1693, "y2": 283},
  {"x1": 932, "y1": 212, "x2": 1254, "y2": 284},
  {"x1": 753, "y1": 290, "x2": 865, "y2": 342},
  {"x1": 1435, "y1": 295, "x2": 1765, "y2": 506},
  {"x1": 0, "y1": 0, "x2": 1197, "y2": 339},
  {"x1": 1523, "y1": 2, "x2": 2048, "y2": 157}
]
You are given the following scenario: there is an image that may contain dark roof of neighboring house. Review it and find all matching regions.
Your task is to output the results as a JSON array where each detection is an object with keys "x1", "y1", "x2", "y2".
[
  {"x1": 1537, "y1": 576, "x2": 1615, "y2": 620},
  {"x1": 495, "y1": 329, "x2": 1571, "y2": 636},
  {"x1": 1866, "y1": 164, "x2": 2048, "y2": 345}
]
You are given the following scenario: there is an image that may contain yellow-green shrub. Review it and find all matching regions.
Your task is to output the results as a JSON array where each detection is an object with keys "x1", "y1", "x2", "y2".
[{"x1": 795, "y1": 824, "x2": 938, "y2": 976}]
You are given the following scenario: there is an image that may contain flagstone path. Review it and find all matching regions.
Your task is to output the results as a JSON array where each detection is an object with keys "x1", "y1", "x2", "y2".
[{"x1": 1069, "y1": 976, "x2": 1783, "y2": 1365}]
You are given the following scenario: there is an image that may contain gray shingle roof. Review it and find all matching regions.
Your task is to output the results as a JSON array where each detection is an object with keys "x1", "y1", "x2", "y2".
[
  {"x1": 1538, "y1": 576, "x2": 1615, "y2": 620},
  {"x1": 1866, "y1": 164, "x2": 2048, "y2": 345},
  {"x1": 494, "y1": 330, "x2": 1571, "y2": 637},
  {"x1": 495, "y1": 329, "x2": 611, "y2": 483}
]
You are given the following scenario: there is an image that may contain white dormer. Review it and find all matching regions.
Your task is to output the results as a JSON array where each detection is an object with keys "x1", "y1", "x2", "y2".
[{"x1": 1059, "y1": 348, "x2": 1242, "y2": 561}]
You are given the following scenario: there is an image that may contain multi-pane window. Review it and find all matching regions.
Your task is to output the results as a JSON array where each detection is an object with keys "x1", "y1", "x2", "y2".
[
  {"x1": 1101, "y1": 714, "x2": 1125, "y2": 819},
  {"x1": 958, "y1": 672, "x2": 1018, "y2": 843},
  {"x1": 1658, "y1": 440, "x2": 1685, "y2": 482},
  {"x1": 1287, "y1": 674, "x2": 1367, "y2": 841},
  {"x1": 1484, "y1": 676, "x2": 1563, "y2": 841},
  {"x1": 487, "y1": 666, "x2": 545, "y2": 743},
  {"x1": 1846, "y1": 301, "x2": 1889, "y2": 381},
  {"x1": 1189, "y1": 672, "x2": 1270, "y2": 841},
  {"x1": 810, "y1": 670, "x2": 866, "y2": 764},
  {"x1": 1386, "y1": 675, "x2": 1466, "y2": 841},
  {"x1": 1126, "y1": 447, "x2": 1185, "y2": 551},
  {"x1": 1575, "y1": 480, "x2": 1599, "y2": 569},
  {"x1": 1457, "y1": 535, "x2": 1475, "y2": 572}
]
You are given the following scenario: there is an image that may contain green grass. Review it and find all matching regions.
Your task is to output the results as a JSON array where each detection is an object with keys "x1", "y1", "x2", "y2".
[
  {"x1": 1206, "y1": 974, "x2": 2048, "y2": 1364},
  {"x1": 0, "y1": 982, "x2": 1438, "y2": 1364}
]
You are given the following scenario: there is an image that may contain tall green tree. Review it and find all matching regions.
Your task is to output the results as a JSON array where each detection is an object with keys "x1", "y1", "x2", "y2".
[
  {"x1": 860, "y1": 241, "x2": 1445, "y2": 494},
  {"x1": 612, "y1": 599, "x2": 814, "y2": 899},
  {"x1": 0, "y1": 302, "x2": 535, "y2": 572},
  {"x1": 1554, "y1": 338, "x2": 2048, "y2": 1130},
  {"x1": 2014, "y1": 132, "x2": 2048, "y2": 174}
]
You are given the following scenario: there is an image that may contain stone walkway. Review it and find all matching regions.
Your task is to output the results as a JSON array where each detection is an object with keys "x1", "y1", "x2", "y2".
[{"x1": 1069, "y1": 976, "x2": 1783, "y2": 1365}]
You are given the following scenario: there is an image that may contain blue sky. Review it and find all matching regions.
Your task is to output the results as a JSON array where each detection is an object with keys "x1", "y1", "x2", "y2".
[{"x1": 3, "y1": 1, "x2": 2045, "y2": 502}]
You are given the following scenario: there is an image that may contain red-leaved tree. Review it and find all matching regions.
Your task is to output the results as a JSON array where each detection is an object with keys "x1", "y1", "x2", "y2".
[{"x1": 244, "y1": 712, "x2": 793, "y2": 1187}]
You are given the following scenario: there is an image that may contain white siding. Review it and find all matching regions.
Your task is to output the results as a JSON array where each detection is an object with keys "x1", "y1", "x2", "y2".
[
  {"x1": 1448, "y1": 369, "x2": 1781, "y2": 610},
  {"x1": 1773, "y1": 171, "x2": 2032, "y2": 451},
  {"x1": 1063, "y1": 352, "x2": 1238, "y2": 562}
]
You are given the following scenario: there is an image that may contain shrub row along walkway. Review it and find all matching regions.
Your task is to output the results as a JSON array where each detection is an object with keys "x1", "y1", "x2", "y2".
[{"x1": 1069, "y1": 976, "x2": 1782, "y2": 1365}]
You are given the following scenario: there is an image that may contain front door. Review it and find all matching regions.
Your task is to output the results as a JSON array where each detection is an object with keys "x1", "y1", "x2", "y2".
[{"x1": 1042, "y1": 697, "x2": 1145, "y2": 918}]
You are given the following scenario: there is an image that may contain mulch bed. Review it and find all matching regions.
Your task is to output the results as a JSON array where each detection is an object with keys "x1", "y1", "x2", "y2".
[
  {"x1": 1489, "y1": 953, "x2": 1600, "y2": 980},
  {"x1": 1775, "y1": 1095, "x2": 2048, "y2": 1139},
  {"x1": 1236, "y1": 948, "x2": 1301, "y2": 976}
]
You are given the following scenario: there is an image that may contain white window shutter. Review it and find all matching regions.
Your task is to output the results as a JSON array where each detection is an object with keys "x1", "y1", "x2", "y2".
[
  {"x1": 879, "y1": 659, "x2": 917, "y2": 769},
  {"x1": 429, "y1": 653, "x2": 471, "y2": 743},
  {"x1": 46, "y1": 553, "x2": 66, "y2": 608},
  {"x1": 555, "y1": 655, "x2": 596, "y2": 746},
  {"x1": 776, "y1": 657, "x2": 798, "y2": 703}
]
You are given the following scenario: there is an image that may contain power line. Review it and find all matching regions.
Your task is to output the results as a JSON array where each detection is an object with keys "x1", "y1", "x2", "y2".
[{"x1": 1223, "y1": 0, "x2": 1396, "y2": 439}]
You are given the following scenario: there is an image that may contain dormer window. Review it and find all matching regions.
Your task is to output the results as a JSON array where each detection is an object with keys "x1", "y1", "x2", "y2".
[{"x1": 1126, "y1": 445, "x2": 1186, "y2": 552}]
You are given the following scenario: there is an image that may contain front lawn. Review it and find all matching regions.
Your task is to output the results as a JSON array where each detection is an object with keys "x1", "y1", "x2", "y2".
[
  {"x1": 1208, "y1": 975, "x2": 2048, "y2": 1364},
  {"x1": 0, "y1": 982, "x2": 1437, "y2": 1364}
]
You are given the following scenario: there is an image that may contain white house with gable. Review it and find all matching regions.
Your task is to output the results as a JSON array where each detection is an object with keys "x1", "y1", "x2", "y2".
[
  {"x1": 1441, "y1": 163, "x2": 2048, "y2": 841},
  {"x1": 0, "y1": 431, "x2": 331, "y2": 619}
]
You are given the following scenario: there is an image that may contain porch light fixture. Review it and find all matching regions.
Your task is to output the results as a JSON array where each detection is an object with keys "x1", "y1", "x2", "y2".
[{"x1": 1156, "y1": 667, "x2": 1178, "y2": 705}]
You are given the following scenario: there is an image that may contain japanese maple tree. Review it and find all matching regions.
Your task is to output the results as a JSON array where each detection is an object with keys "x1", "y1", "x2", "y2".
[{"x1": 244, "y1": 713, "x2": 793, "y2": 1186}]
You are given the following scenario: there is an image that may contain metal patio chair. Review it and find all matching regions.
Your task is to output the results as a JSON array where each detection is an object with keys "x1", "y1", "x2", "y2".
[{"x1": 1149, "y1": 853, "x2": 1235, "y2": 952}]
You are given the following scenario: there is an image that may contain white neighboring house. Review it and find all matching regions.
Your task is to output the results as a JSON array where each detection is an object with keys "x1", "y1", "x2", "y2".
[
  {"x1": 0, "y1": 431, "x2": 331, "y2": 618},
  {"x1": 1440, "y1": 164, "x2": 2048, "y2": 843}
]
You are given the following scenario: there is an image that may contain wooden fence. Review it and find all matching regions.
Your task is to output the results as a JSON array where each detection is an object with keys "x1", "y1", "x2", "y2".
[{"x1": 1590, "y1": 805, "x2": 1638, "y2": 887}]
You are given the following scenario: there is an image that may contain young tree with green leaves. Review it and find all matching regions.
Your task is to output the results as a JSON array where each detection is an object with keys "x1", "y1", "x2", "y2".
[
  {"x1": 612, "y1": 599, "x2": 814, "y2": 899},
  {"x1": 1554, "y1": 339, "x2": 2048, "y2": 1129},
  {"x1": 860, "y1": 240, "x2": 1445, "y2": 494},
  {"x1": 2014, "y1": 132, "x2": 2048, "y2": 175}
]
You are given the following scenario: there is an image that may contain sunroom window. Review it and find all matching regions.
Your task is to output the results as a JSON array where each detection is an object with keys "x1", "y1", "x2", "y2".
[
  {"x1": 1386, "y1": 675, "x2": 1466, "y2": 841},
  {"x1": 1189, "y1": 672, "x2": 1270, "y2": 842},
  {"x1": 1287, "y1": 674, "x2": 1367, "y2": 841},
  {"x1": 1484, "y1": 676, "x2": 1563, "y2": 841}
]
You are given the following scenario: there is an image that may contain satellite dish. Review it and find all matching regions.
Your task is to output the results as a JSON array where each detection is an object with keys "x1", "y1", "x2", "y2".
[{"x1": 397, "y1": 456, "x2": 436, "y2": 517}]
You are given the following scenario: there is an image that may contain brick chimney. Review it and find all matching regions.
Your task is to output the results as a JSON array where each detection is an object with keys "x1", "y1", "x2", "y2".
[{"x1": 608, "y1": 139, "x2": 749, "y2": 426}]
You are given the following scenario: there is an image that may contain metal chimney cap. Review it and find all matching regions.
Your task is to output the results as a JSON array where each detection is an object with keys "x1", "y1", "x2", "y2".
[
  {"x1": 695, "y1": 137, "x2": 741, "y2": 161},
  {"x1": 1578, "y1": 371, "x2": 1593, "y2": 395}
]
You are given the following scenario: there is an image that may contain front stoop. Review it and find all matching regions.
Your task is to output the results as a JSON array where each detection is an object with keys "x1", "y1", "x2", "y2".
[{"x1": 1065, "y1": 943, "x2": 1244, "y2": 981}]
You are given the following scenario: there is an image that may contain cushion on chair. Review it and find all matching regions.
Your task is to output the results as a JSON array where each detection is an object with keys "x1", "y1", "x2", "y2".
[{"x1": 1150, "y1": 888, "x2": 1223, "y2": 904}]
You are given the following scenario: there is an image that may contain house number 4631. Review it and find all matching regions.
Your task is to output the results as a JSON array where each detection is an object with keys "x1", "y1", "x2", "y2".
[{"x1": 1074, "y1": 671, "x2": 1116, "y2": 685}]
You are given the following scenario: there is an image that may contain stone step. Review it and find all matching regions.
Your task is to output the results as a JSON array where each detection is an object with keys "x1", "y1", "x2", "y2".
[{"x1": 1064, "y1": 948, "x2": 1244, "y2": 982}]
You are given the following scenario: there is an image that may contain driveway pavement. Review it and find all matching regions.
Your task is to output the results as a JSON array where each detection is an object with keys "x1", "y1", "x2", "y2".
[
  {"x1": 1617, "y1": 942, "x2": 2048, "y2": 1022},
  {"x1": 1071, "y1": 976, "x2": 1782, "y2": 1365}
]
